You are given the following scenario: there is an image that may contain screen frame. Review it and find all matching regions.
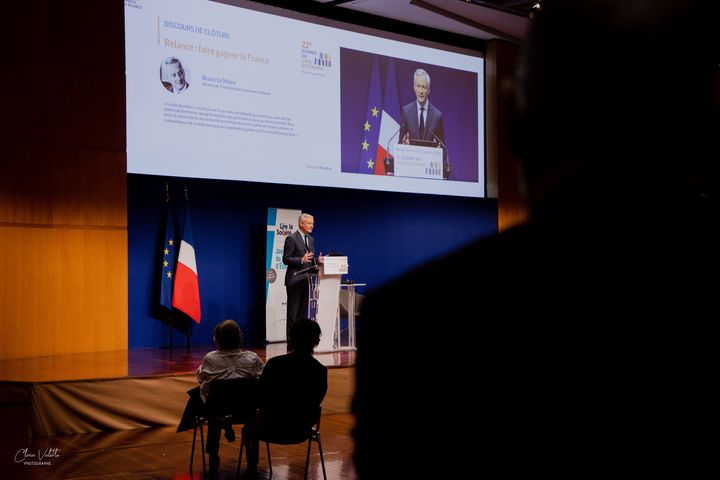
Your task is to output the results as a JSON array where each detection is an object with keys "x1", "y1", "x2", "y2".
[{"x1": 125, "y1": 0, "x2": 488, "y2": 198}]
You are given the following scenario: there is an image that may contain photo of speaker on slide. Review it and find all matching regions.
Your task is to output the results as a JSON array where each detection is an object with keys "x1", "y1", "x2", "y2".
[
  {"x1": 339, "y1": 48, "x2": 479, "y2": 183},
  {"x1": 160, "y1": 56, "x2": 190, "y2": 94},
  {"x1": 399, "y1": 68, "x2": 448, "y2": 178}
]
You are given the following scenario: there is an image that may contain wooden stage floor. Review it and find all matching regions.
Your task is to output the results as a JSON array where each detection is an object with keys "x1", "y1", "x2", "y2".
[
  {"x1": 0, "y1": 345, "x2": 356, "y2": 382},
  {"x1": 0, "y1": 413, "x2": 357, "y2": 479},
  {"x1": 0, "y1": 346, "x2": 357, "y2": 479}
]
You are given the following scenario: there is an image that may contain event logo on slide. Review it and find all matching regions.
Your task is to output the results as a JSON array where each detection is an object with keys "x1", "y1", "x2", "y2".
[
  {"x1": 124, "y1": 0, "x2": 142, "y2": 10},
  {"x1": 301, "y1": 40, "x2": 333, "y2": 75}
]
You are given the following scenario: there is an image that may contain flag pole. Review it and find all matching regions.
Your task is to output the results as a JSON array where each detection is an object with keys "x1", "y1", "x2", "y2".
[
  {"x1": 184, "y1": 184, "x2": 191, "y2": 352},
  {"x1": 166, "y1": 183, "x2": 173, "y2": 351}
]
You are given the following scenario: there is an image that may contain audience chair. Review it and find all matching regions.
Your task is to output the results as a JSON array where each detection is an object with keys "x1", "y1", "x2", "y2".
[
  {"x1": 237, "y1": 405, "x2": 327, "y2": 480},
  {"x1": 187, "y1": 378, "x2": 258, "y2": 476}
]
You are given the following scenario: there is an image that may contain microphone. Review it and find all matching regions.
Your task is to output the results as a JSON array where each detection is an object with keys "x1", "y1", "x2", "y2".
[
  {"x1": 309, "y1": 250, "x2": 320, "y2": 275},
  {"x1": 308, "y1": 237, "x2": 317, "y2": 268},
  {"x1": 296, "y1": 241, "x2": 318, "y2": 276},
  {"x1": 427, "y1": 126, "x2": 447, "y2": 150},
  {"x1": 384, "y1": 120, "x2": 406, "y2": 176},
  {"x1": 427, "y1": 127, "x2": 452, "y2": 179}
]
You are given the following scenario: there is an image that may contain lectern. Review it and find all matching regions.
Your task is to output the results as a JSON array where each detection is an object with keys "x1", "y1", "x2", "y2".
[{"x1": 308, "y1": 256, "x2": 347, "y2": 352}]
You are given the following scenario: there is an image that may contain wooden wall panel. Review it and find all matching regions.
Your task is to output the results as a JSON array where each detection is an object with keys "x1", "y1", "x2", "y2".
[
  {"x1": 47, "y1": 1, "x2": 125, "y2": 151},
  {"x1": 0, "y1": 73, "x2": 52, "y2": 144},
  {"x1": 51, "y1": 68, "x2": 125, "y2": 151},
  {"x1": 5, "y1": 2, "x2": 50, "y2": 65},
  {"x1": 51, "y1": 228, "x2": 127, "y2": 356},
  {"x1": 0, "y1": 227, "x2": 55, "y2": 359},
  {"x1": 0, "y1": 226, "x2": 127, "y2": 360},
  {"x1": 2, "y1": 2, "x2": 51, "y2": 144},
  {"x1": 485, "y1": 40, "x2": 529, "y2": 232},
  {"x1": 48, "y1": 0, "x2": 125, "y2": 72},
  {"x1": 51, "y1": 149, "x2": 127, "y2": 227},
  {"x1": 0, "y1": 0, "x2": 128, "y2": 361},
  {"x1": 0, "y1": 145, "x2": 53, "y2": 224}
]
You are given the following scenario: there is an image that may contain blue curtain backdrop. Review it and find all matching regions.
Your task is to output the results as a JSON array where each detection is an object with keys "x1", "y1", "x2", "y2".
[{"x1": 128, "y1": 174, "x2": 497, "y2": 348}]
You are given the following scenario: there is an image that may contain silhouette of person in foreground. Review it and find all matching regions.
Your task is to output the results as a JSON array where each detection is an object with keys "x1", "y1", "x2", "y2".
[{"x1": 353, "y1": 1, "x2": 719, "y2": 477}]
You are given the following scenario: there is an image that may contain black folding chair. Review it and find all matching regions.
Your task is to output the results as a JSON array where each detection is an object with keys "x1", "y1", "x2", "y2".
[
  {"x1": 238, "y1": 405, "x2": 326, "y2": 480},
  {"x1": 183, "y1": 378, "x2": 258, "y2": 477}
]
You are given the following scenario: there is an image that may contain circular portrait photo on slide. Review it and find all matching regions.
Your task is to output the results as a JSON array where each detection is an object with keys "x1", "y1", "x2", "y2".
[{"x1": 160, "y1": 56, "x2": 191, "y2": 94}]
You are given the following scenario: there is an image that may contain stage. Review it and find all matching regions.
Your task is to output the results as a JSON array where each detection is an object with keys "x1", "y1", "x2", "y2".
[{"x1": 0, "y1": 346, "x2": 356, "y2": 437}]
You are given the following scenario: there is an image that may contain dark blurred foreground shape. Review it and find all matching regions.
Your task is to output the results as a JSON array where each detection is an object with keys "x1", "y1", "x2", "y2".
[{"x1": 353, "y1": 1, "x2": 720, "y2": 478}]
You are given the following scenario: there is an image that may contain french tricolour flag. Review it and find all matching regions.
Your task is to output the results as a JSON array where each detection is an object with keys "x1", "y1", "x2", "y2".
[
  {"x1": 375, "y1": 59, "x2": 401, "y2": 176},
  {"x1": 172, "y1": 200, "x2": 201, "y2": 323}
]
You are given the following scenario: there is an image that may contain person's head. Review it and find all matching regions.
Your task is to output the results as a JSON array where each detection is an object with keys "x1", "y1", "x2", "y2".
[
  {"x1": 412, "y1": 69, "x2": 431, "y2": 105},
  {"x1": 289, "y1": 319, "x2": 321, "y2": 354},
  {"x1": 298, "y1": 213, "x2": 314, "y2": 234},
  {"x1": 213, "y1": 319, "x2": 243, "y2": 350},
  {"x1": 162, "y1": 57, "x2": 188, "y2": 92}
]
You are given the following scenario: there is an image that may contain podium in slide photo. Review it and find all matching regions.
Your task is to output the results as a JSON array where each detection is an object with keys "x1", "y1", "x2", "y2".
[{"x1": 393, "y1": 143, "x2": 444, "y2": 180}]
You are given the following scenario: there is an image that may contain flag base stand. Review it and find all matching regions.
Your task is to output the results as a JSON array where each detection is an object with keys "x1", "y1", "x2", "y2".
[{"x1": 157, "y1": 310, "x2": 192, "y2": 351}]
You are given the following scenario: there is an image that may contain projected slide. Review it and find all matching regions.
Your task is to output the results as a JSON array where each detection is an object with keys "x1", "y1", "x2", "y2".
[{"x1": 125, "y1": 0, "x2": 485, "y2": 197}]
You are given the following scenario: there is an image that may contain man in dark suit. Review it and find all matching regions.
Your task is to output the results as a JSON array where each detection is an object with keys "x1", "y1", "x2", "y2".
[
  {"x1": 400, "y1": 68, "x2": 448, "y2": 178},
  {"x1": 282, "y1": 213, "x2": 317, "y2": 349},
  {"x1": 353, "y1": 1, "x2": 719, "y2": 478}
]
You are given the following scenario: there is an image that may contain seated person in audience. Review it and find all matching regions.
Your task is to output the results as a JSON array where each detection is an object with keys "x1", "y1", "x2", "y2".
[
  {"x1": 197, "y1": 319, "x2": 264, "y2": 477},
  {"x1": 242, "y1": 319, "x2": 328, "y2": 477}
]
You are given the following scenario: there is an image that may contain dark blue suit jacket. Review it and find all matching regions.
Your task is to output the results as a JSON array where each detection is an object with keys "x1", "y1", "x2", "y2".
[
  {"x1": 399, "y1": 100, "x2": 449, "y2": 178},
  {"x1": 400, "y1": 100, "x2": 445, "y2": 145},
  {"x1": 283, "y1": 230, "x2": 315, "y2": 286}
]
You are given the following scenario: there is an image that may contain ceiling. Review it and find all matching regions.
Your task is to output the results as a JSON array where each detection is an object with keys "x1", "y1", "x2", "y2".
[{"x1": 311, "y1": 0, "x2": 534, "y2": 43}]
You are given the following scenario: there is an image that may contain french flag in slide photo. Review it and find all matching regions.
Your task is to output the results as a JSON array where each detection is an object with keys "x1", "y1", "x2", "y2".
[
  {"x1": 375, "y1": 58, "x2": 401, "y2": 176},
  {"x1": 172, "y1": 198, "x2": 201, "y2": 323},
  {"x1": 358, "y1": 57, "x2": 383, "y2": 174}
]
